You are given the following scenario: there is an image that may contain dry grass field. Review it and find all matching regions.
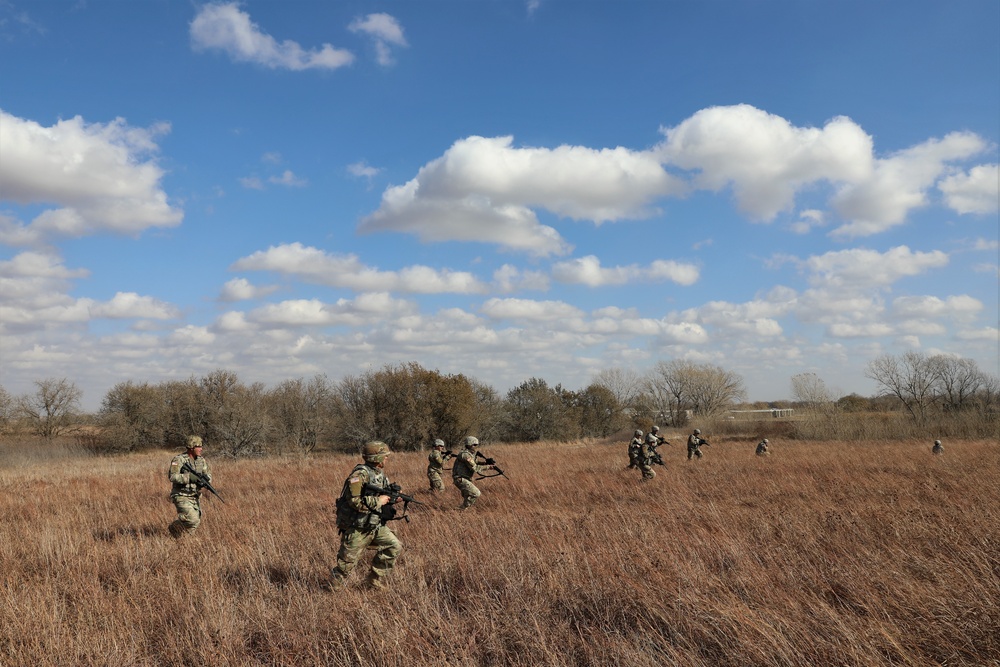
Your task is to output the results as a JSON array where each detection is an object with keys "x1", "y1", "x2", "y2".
[{"x1": 1, "y1": 435, "x2": 997, "y2": 666}]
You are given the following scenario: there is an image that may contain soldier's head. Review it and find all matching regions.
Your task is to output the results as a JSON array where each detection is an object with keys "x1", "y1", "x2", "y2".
[
  {"x1": 693, "y1": 428, "x2": 701, "y2": 435},
  {"x1": 186, "y1": 435, "x2": 204, "y2": 453},
  {"x1": 463, "y1": 436, "x2": 479, "y2": 451},
  {"x1": 634, "y1": 429, "x2": 643, "y2": 438},
  {"x1": 433, "y1": 439, "x2": 446, "y2": 450},
  {"x1": 362, "y1": 441, "x2": 391, "y2": 466},
  {"x1": 934, "y1": 440, "x2": 941, "y2": 446},
  {"x1": 763, "y1": 439, "x2": 768, "y2": 444},
  {"x1": 651, "y1": 426, "x2": 659, "y2": 435}
]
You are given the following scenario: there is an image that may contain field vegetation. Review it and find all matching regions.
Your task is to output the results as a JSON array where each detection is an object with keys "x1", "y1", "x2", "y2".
[{"x1": 1, "y1": 433, "x2": 997, "y2": 666}]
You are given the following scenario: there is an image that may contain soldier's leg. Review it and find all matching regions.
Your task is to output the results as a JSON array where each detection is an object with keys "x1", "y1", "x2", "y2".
[
  {"x1": 428, "y1": 471, "x2": 444, "y2": 492},
  {"x1": 640, "y1": 463, "x2": 656, "y2": 480},
  {"x1": 367, "y1": 525, "x2": 402, "y2": 588},
  {"x1": 695, "y1": 448, "x2": 703, "y2": 459},
  {"x1": 170, "y1": 496, "x2": 201, "y2": 537},
  {"x1": 455, "y1": 478, "x2": 481, "y2": 509},
  {"x1": 331, "y1": 529, "x2": 375, "y2": 586}
]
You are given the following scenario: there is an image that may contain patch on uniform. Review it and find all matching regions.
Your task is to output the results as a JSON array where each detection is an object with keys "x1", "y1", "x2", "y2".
[
  {"x1": 170, "y1": 462, "x2": 180, "y2": 471},
  {"x1": 349, "y1": 476, "x2": 360, "y2": 484}
]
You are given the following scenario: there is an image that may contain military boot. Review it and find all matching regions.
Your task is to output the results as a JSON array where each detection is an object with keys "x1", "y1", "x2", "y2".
[{"x1": 366, "y1": 572, "x2": 387, "y2": 590}]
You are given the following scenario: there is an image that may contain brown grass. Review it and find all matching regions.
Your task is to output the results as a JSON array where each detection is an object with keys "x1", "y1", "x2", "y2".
[{"x1": 1, "y1": 436, "x2": 997, "y2": 666}]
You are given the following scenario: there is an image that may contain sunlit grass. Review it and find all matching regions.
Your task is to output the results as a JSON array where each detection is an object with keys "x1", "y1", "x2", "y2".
[{"x1": 0, "y1": 437, "x2": 997, "y2": 665}]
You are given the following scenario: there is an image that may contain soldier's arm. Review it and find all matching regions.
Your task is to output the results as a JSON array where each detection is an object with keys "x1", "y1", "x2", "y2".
[
  {"x1": 346, "y1": 470, "x2": 381, "y2": 513},
  {"x1": 168, "y1": 457, "x2": 190, "y2": 485}
]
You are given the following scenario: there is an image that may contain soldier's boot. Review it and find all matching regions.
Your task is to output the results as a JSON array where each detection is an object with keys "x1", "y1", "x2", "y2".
[
  {"x1": 328, "y1": 572, "x2": 346, "y2": 592},
  {"x1": 168, "y1": 521, "x2": 183, "y2": 539},
  {"x1": 366, "y1": 571, "x2": 387, "y2": 590}
]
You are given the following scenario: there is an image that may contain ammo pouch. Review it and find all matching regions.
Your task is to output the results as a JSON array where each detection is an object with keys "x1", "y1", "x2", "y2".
[{"x1": 335, "y1": 496, "x2": 381, "y2": 533}]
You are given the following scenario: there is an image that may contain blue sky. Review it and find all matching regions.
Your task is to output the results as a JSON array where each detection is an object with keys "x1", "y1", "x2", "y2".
[{"x1": 1, "y1": 0, "x2": 997, "y2": 411}]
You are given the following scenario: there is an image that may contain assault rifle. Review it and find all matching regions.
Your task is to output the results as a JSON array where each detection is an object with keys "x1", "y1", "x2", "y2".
[
  {"x1": 181, "y1": 462, "x2": 225, "y2": 503},
  {"x1": 648, "y1": 445, "x2": 665, "y2": 467},
  {"x1": 474, "y1": 450, "x2": 510, "y2": 480},
  {"x1": 362, "y1": 482, "x2": 424, "y2": 523}
]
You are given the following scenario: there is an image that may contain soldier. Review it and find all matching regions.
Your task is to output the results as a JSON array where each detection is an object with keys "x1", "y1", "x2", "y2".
[
  {"x1": 427, "y1": 439, "x2": 449, "y2": 492},
  {"x1": 452, "y1": 436, "x2": 494, "y2": 510},
  {"x1": 167, "y1": 435, "x2": 212, "y2": 538},
  {"x1": 639, "y1": 428, "x2": 662, "y2": 481},
  {"x1": 756, "y1": 438, "x2": 769, "y2": 456},
  {"x1": 330, "y1": 441, "x2": 402, "y2": 591},
  {"x1": 627, "y1": 429, "x2": 643, "y2": 469},
  {"x1": 687, "y1": 428, "x2": 707, "y2": 460},
  {"x1": 932, "y1": 439, "x2": 944, "y2": 455}
]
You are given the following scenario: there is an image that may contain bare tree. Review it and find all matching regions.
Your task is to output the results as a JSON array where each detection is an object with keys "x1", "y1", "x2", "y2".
[
  {"x1": 591, "y1": 368, "x2": 643, "y2": 411},
  {"x1": 865, "y1": 352, "x2": 936, "y2": 424},
  {"x1": 687, "y1": 364, "x2": 747, "y2": 416},
  {"x1": 791, "y1": 372, "x2": 833, "y2": 410},
  {"x1": 267, "y1": 374, "x2": 336, "y2": 454},
  {"x1": 99, "y1": 381, "x2": 167, "y2": 451},
  {"x1": 0, "y1": 385, "x2": 11, "y2": 432},
  {"x1": 929, "y1": 356, "x2": 986, "y2": 412},
  {"x1": 16, "y1": 378, "x2": 82, "y2": 440}
]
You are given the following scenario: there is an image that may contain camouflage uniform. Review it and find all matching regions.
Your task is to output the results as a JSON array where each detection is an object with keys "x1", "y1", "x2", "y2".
[
  {"x1": 756, "y1": 439, "x2": 769, "y2": 456},
  {"x1": 427, "y1": 439, "x2": 448, "y2": 492},
  {"x1": 687, "y1": 430, "x2": 706, "y2": 460},
  {"x1": 932, "y1": 440, "x2": 944, "y2": 455},
  {"x1": 452, "y1": 436, "x2": 491, "y2": 510},
  {"x1": 168, "y1": 435, "x2": 212, "y2": 538},
  {"x1": 627, "y1": 430, "x2": 643, "y2": 469},
  {"x1": 331, "y1": 442, "x2": 402, "y2": 590},
  {"x1": 639, "y1": 431, "x2": 660, "y2": 480}
]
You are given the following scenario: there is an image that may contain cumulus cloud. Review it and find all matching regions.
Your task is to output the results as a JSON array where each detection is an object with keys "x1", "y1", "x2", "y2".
[
  {"x1": 803, "y1": 246, "x2": 949, "y2": 288},
  {"x1": 89, "y1": 292, "x2": 179, "y2": 319},
  {"x1": 244, "y1": 293, "x2": 414, "y2": 328},
  {"x1": 360, "y1": 135, "x2": 683, "y2": 256},
  {"x1": 831, "y1": 132, "x2": 988, "y2": 237},
  {"x1": 348, "y1": 13, "x2": 407, "y2": 66},
  {"x1": 268, "y1": 170, "x2": 308, "y2": 187},
  {"x1": 891, "y1": 295, "x2": 982, "y2": 320},
  {"x1": 190, "y1": 2, "x2": 354, "y2": 71},
  {"x1": 218, "y1": 278, "x2": 279, "y2": 302},
  {"x1": 551, "y1": 255, "x2": 699, "y2": 287},
  {"x1": 492, "y1": 264, "x2": 550, "y2": 293},
  {"x1": 938, "y1": 164, "x2": 1000, "y2": 215},
  {"x1": 656, "y1": 104, "x2": 874, "y2": 221},
  {"x1": 0, "y1": 110, "x2": 182, "y2": 243},
  {"x1": 232, "y1": 242, "x2": 487, "y2": 294},
  {"x1": 481, "y1": 297, "x2": 584, "y2": 322}
]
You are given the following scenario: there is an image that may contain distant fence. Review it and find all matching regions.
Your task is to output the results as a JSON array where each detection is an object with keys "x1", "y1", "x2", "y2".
[{"x1": 728, "y1": 408, "x2": 794, "y2": 420}]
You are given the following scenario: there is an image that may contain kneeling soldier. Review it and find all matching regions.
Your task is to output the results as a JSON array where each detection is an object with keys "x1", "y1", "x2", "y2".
[{"x1": 168, "y1": 435, "x2": 212, "y2": 538}]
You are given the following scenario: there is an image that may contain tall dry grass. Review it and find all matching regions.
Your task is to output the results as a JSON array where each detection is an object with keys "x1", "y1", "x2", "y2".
[{"x1": 0, "y1": 436, "x2": 997, "y2": 666}]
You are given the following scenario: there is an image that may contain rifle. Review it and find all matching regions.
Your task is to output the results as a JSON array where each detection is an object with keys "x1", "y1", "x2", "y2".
[
  {"x1": 362, "y1": 482, "x2": 424, "y2": 523},
  {"x1": 181, "y1": 462, "x2": 225, "y2": 503},
  {"x1": 649, "y1": 446, "x2": 665, "y2": 466},
  {"x1": 474, "y1": 450, "x2": 510, "y2": 480}
]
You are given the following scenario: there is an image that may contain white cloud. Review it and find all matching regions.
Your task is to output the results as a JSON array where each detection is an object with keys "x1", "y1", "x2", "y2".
[
  {"x1": 0, "y1": 110, "x2": 182, "y2": 243},
  {"x1": 481, "y1": 298, "x2": 584, "y2": 322},
  {"x1": 239, "y1": 176, "x2": 265, "y2": 190},
  {"x1": 90, "y1": 292, "x2": 179, "y2": 319},
  {"x1": 190, "y1": 2, "x2": 353, "y2": 71},
  {"x1": 246, "y1": 293, "x2": 414, "y2": 328},
  {"x1": 956, "y1": 326, "x2": 1000, "y2": 342},
  {"x1": 491, "y1": 264, "x2": 550, "y2": 293},
  {"x1": 891, "y1": 294, "x2": 982, "y2": 320},
  {"x1": 657, "y1": 104, "x2": 873, "y2": 221},
  {"x1": 218, "y1": 278, "x2": 279, "y2": 302},
  {"x1": 804, "y1": 246, "x2": 949, "y2": 288},
  {"x1": 232, "y1": 242, "x2": 487, "y2": 294},
  {"x1": 938, "y1": 164, "x2": 1000, "y2": 215},
  {"x1": 348, "y1": 161, "x2": 382, "y2": 180},
  {"x1": 831, "y1": 132, "x2": 987, "y2": 238},
  {"x1": 268, "y1": 170, "x2": 308, "y2": 187},
  {"x1": 360, "y1": 135, "x2": 683, "y2": 256},
  {"x1": 828, "y1": 322, "x2": 895, "y2": 337},
  {"x1": 348, "y1": 13, "x2": 407, "y2": 66},
  {"x1": 551, "y1": 255, "x2": 699, "y2": 287}
]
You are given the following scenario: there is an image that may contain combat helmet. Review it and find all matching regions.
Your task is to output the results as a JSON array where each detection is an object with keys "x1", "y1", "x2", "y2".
[
  {"x1": 463, "y1": 436, "x2": 479, "y2": 450},
  {"x1": 433, "y1": 439, "x2": 446, "y2": 449},
  {"x1": 634, "y1": 429, "x2": 643, "y2": 437},
  {"x1": 693, "y1": 428, "x2": 701, "y2": 435},
  {"x1": 651, "y1": 426, "x2": 660, "y2": 434},
  {"x1": 186, "y1": 435, "x2": 204, "y2": 450},
  {"x1": 362, "y1": 441, "x2": 391, "y2": 465}
]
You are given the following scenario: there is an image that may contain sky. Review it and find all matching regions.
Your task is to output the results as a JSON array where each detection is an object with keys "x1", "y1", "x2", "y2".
[{"x1": 0, "y1": 0, "x2": 998, "y2": 412}]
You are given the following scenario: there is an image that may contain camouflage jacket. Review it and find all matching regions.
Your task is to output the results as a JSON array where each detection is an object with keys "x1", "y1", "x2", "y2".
[
  {"x1": 452, "y1": 449, "x2": 485, "y2": 480},
  {"x1": 628, "y1": 437, "x2": 642, "y2": 456},
  {"x1": 687, "y1": 434, "x2": 704, "y2": 449},
  {"x1": 427, "y1": 449, "x2": 446, "y2": 473},
  {"x1": 168, "y1": 453, "x2": 211, "y2": 498}
]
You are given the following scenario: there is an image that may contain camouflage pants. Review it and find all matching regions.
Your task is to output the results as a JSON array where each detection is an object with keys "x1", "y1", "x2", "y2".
[
  {"x1": 428, "y1": 469, "x2": 445, "y2": 491},
  {"x1": 453, "y1": 477, "x2": 481, "y2": 509},
  {"x1": 333, "y1": 525, "x2": 401, "y2": 580},
  {"x1": 170, "y1": 494, "x2": 202, "y2": 537},
  {"x1": 639, "y1": 463, "x2": 656, "y2": 480},
  {"x1": 687, "y1": 446, "x2": 703, "y2": 460},
  {"x1": 627, "y1": 452, "x2": 639, "y2": 469}
]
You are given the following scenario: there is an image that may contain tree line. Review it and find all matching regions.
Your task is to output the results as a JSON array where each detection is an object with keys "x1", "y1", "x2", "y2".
[{"x1": 0, "y1": 352, "x2": 995, "y2": 455}]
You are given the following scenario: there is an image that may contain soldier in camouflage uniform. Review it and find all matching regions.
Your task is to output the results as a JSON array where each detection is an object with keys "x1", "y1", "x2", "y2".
[
  {"x1": 167, "y1": 435, "x2": 212, "y2": 538},
  {"x1": 427, "y1": 439, "x2": 449, "y2": 492},
  {"x1": 452, "y1": 436, "x2": 494, "y2": 510},
  {"x1": 627, "y1": 429, "x2": 643, "y2": 469},
  {"x1": 330, "y1": 441, "x2": 402, "y2": 591},
  {"x1": 756, "y1": 438, "x2": 769, "y2": 456},
  {"x1": 932, "y1": 439, "x2": 944, "y2": 455},
  {"x1": 687, "y1": 428, "x2": 707, "y2": 460},
  {"x1": 639, "y1": 426, "x2": 663, "y2": 480}
]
